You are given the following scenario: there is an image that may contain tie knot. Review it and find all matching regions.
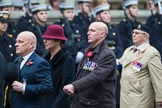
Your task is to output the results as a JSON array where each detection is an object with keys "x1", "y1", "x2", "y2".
[
  {"x1": 133, "y1": 48, "x2": 138, "y2": 53},
  {"x1": 19, "y1": 57, "x2": 24, "y2": 63}
]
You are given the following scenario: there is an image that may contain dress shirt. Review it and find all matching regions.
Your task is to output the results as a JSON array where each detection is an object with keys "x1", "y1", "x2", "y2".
[{"x1": 20, "y1": 51, "x2": 34, "y2": 69}]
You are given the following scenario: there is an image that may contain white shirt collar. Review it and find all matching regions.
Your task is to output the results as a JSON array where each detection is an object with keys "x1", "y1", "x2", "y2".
[{"x1": 20, "y1": 51, "x2": 34, "y2": 69}]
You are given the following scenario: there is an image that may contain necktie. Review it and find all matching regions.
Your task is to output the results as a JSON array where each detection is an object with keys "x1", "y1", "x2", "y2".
[
  {"x1": 133, "y1": 48, "x2": 138, "y2": 53},
  {"x1": 17, "y1": 57, "x2": 23, "y2": 80},
  {"x1": 18, "y1": 57, "x2": 24, "y2": 70},
  {"x1": 19, "y1": 57, "x2": 24, "y2": 68}
]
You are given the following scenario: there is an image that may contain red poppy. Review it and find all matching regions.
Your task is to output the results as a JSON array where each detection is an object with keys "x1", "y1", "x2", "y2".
[
  {"x1": 86, "y1": 51, "x2": 94, "y2": 58},
  {"x1": 26, "y1": 60, "x2": 33, "y2": 66}
]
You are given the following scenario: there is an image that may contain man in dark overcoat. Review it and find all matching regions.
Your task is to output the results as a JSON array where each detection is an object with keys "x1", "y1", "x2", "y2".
[{"x1": 63, "y1": 22, "x2": 116, "y2": 108}]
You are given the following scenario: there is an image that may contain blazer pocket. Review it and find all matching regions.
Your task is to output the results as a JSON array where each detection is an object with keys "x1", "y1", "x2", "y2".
[{"x1": 80, "y1": 97, "x2": 99, "y2": 106}]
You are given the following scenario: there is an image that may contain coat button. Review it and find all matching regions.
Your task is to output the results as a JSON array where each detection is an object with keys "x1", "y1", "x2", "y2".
[
  {"x1": 87, "y1": 102, "x2": 90, "y2": 104},
  {"x1": 9, "y1": 45, "x2": 12, "y2": 48},
  {"x1": 10, "y1": 53, "x2": 13, "y2": 56}
]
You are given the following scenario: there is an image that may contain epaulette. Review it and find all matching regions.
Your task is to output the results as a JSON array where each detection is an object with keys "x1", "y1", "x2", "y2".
[{"x1": 7, "y1": 34, "x2": 13, "y2": 38}]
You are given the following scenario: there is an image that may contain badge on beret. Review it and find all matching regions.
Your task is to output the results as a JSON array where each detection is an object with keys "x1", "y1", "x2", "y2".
[
  {"x1": 2, "y1": 14, "x2": 9, "y2": 19},
  {"x1": 137, "y1": 24, "x2": 141, "y2": 29}
]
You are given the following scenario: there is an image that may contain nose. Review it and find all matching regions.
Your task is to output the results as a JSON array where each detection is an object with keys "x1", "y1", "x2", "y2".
[
  {"x1": 15, "y1": 42, "x2": 18, "y2": 47},
  {"x1": 87, "y1": 30, "x2": 90, "y2": 35},
  {"x1": 43, "y1": 39, "x2": 47, "y2": 43}
]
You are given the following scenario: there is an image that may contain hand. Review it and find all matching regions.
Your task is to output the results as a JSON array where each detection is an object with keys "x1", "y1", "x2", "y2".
[
  {"x1": 12, "y1": 81, "x2": 24, "y2": 92},
  {"x1": 63, "y1": 84, "x2": 75, "y2": 95}
]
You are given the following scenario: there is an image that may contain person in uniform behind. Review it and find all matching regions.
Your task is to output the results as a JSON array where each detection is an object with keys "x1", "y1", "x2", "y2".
[
  {"x1": 0, "y1": 52, "x2": 5, "y2": 108},
  {"x1": 73, "y1": 0, "x2": 95, "y2": 44},
  {"x1": 55, "y1": 2, "x2": 87, "y2": 64},
  {"x1": 16, "y1": 0, "x2": 40, "y2": 34},
  {"x1": 119, "y1": 24, "x2": 162, "y2": 108},
  {"x1": 0, "y1": 11, "x2": 17, "y2": 63},
  {"x1": 63, "y1": 22, "x2": 116, "y2": 108},
  {"x1": 0, "y1": 10, "x2": 17, "y2": 108},
  {"x1": 0, "y1": 1, "x2": 18, "y2": 38},
  {"x1": 146, "y1": 0, "x2": 162, "y2": 61},
  {"x1": 23, "y1": 4, "x2": 48, "y2": 56},
  {"x1": 42, "y1": 24, "x2": 75, "y2": 108},
  {"x1": 116, "y1": 0, "x2": 141, "y2": 50}
]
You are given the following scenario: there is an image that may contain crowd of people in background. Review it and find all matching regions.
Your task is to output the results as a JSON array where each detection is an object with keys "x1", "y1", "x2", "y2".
[{"x1": 0, "y1": 0, "x2": 162, "y2": 108}]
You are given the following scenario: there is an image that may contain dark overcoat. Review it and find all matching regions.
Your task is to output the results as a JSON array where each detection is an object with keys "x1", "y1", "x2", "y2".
[
  {"x1": 71, "y1": 41, "x2": 116, "y2": 108},
  {"x1": 43, "y1": 49, "x2": 75, "y2": 108}
]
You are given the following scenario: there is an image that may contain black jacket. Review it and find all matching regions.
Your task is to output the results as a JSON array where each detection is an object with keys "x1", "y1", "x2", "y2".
[{"x1": 43, "y1": 49, "x2": 75, "y2": 108}]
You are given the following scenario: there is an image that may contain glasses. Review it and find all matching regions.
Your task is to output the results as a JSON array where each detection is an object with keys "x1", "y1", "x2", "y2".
[{"x1": 132, "y1": 31, "x2": 145, "y2": 35}]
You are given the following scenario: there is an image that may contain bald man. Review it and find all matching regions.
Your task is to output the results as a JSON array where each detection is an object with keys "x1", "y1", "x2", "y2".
[
  {"x1": 11, "y1": 31, "x2": 53, "y2": 108},
  {"x1": 63, "y1": 22, "x2": 116, "y2": 108}
]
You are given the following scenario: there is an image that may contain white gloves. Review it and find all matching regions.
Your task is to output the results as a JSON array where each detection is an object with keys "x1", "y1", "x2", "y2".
[{"x1": 75, "y1": 52, "x2": 84, "y2": 63}]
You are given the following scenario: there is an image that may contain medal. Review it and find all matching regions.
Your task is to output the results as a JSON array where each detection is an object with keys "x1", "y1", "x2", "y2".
[
  {"x1": 132, "y1": 60, "x2": 142, "y2": 72},
  {"x1": 83, "y1": 59, "x2": 98, "y2": 71}
]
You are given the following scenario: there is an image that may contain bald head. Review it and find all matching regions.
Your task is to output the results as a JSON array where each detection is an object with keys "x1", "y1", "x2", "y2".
[
  {"x1": 90, "y1": 22, "x2": 108, "y2": 35},
  {"x1": 15, "y1": 31, "x2": 37, "y2": 56},
  {"x1": 18, "y1": 31, "x2": 36, "y2": 42},
  {"x1": 87, "y1": 22, "x2": 108, "y2": 48}
]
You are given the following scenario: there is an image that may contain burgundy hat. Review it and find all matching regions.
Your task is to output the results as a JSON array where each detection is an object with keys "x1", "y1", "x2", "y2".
[{"x1": 43, "y1": 24, "x2": 67, "y2": 40}]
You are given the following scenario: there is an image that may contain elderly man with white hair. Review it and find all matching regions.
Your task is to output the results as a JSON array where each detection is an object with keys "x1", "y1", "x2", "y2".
[{"x1": 119, "y1": 24, "x2": 162, "y2": 108}]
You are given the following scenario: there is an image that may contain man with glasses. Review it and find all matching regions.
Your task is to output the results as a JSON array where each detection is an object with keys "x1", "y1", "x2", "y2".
[{"x1": 118, "y1": 24, "x2": 162, "y2": 108}]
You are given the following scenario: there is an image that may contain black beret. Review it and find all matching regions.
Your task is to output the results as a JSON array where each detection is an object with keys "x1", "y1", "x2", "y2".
[
  {"x1": 134, "y1": 24, "x2": 150, "y2": 34},
  {"x1": 3, "y1": 63, "x2": 18, "y2": 85}
]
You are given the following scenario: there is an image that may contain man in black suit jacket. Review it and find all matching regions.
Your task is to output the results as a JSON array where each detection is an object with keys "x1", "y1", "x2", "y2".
[
  {"x1": 63, "y1": 22, "x2": 116, "y2": 108},
  {"x1": 0, "y1": 52, "x2": 5, "y2": 108},
  {"x1": 11, "y1": 31, "x2": 53, "y2": 108}
]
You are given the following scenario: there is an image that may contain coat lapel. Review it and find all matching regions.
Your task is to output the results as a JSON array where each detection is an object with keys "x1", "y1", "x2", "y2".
[
  {"x1": 76, "y1": 41, "x2": 105, "y2": 76},
  {"x1": 122, "y1": 43, "x2": 150, "y2": 67},
  {"x1": 20, "y1": 53, "x2": 35, "y2": 76}
]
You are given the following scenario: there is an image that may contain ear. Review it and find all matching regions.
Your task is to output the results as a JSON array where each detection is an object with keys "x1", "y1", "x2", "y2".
[
  {"x1": 33, "y1": 14, "x2": 37, "y2": 19},
  {"x1": 96, "y1": 14, "x2": 100, "y2": 20},
  {"x1": 100, "y1": 31, "x2": 106, "y2": 38},
  {"x1": 30, "y1": 41, "x2": 34, "y2": 47}
]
